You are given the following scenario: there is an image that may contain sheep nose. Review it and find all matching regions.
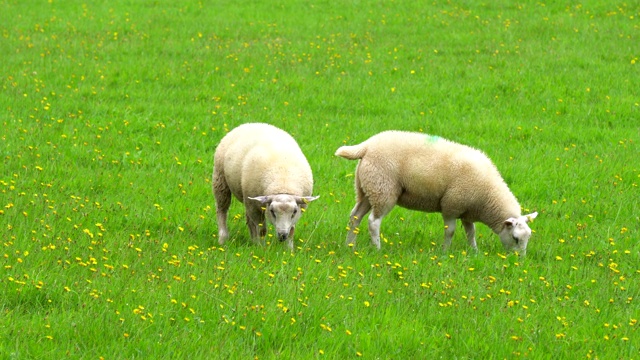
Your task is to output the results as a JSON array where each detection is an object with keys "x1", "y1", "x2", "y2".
[{"x1": 277, "y1": 232, "x2": 288, "y2": 241}]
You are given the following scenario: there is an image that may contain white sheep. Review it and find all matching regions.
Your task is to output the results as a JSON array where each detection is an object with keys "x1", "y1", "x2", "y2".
[
  {"x1": 213, "y1": 123, "x2": 319, "y2": 250},
  {"x1": 335, "y1": 131, "x2": 538, "y2": 254}
]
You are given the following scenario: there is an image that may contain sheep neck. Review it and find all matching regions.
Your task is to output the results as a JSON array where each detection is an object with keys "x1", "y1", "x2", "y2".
[{"x1": 479, "y1": 183, "x2": 522, "y2": 234}]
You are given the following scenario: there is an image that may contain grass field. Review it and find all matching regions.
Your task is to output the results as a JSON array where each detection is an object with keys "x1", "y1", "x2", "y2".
[{"x1": 1, "y1": 0, "x2": 639, "y2": 358}]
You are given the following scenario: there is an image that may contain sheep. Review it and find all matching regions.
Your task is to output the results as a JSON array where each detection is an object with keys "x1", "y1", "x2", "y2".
[
  {"x1": 212, "y1": 123, "x2": 319, "y2": 250},
  {"x1": 335, "y1": 130, "x2": 538, "y2": 254}
]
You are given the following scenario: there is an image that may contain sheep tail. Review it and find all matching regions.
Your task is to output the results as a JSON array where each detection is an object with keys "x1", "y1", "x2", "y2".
[{"x1": 335, "y1": 144, "x2": 367, "y2": 160}]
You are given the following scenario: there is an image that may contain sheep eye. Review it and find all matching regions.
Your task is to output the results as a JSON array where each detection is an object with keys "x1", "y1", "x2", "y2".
[
  {"x1": 291, "y1": 208, "x2": 298, "y2": 218},
  {"x1": 270, "y1": 209, "x2": 276, "y2": 217}
]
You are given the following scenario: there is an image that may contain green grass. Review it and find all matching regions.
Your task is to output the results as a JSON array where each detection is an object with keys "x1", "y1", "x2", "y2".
[{"x1": 1, "y1": 0, "x2": 639, "y2": 358}]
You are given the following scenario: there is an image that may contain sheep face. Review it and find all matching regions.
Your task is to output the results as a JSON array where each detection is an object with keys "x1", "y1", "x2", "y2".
[
  {"x1": 249, "y1": 195, "x2": 319, "y2": 242},
  {"x1": 499, "y1": 212, "x2": 538, "y2": 254}
]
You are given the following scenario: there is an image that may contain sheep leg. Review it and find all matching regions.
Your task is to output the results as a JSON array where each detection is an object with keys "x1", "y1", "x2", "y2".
[
  {"x1": 368, "y1": 213, "x2": 383, "y2": 249},
  {"x1": 462, "y1": 220, "x2": 477, "y2": 250},
  {"x1": 368, "y1": 205, "x2": 394, "y2": 250},
  {"x1": 284, "y1": 226, "x2": 296, "y2": 251},
  {"x1": 346, "y1": 199, "x2": 372, "y2": 247},
  {"x1": 213, "y1": 169, "x2": 231, "y2": 245},
  {"x1": 245, "y1": 205, "x2": 266, "y2": 246},
  {"x1": 442, "y1": 217, "x2": 457, "y2": 251},
  {"x1": 356, "y1": 169, "x2": 399, "y2": 249}
]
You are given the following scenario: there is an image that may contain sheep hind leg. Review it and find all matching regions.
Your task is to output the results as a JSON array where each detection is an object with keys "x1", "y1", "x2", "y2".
[
  {"x1": 213, "y1": 169, "x2": 231, "y2": 245},
  {"x1": 367, "y1": 205, "x2": 394, "y2": 250},
  {"x1": 442, "y1": 217, "x2": 457, "y2": 251},
  {"x1": 346, "y1": 199, "x2": 372, "y2": 247},
  {"x1": 462, "y1": 220, "x2": 478, "y2": 251}
]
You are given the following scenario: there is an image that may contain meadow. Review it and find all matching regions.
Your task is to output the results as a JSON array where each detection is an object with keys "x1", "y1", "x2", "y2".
[{"x1": 1, "y1": 0, "x2": 639, "y2": 358}]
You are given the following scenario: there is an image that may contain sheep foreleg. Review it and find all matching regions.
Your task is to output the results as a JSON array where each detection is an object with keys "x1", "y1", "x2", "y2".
[
  {"x1": 246, "y1": 209, "x2": 266, "y2": 246},
  {"x1": 462, "y1": 220, "x2": 477, "y2": 251}
]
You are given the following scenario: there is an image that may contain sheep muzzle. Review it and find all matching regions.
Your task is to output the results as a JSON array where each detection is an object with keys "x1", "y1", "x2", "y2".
[
  {"x1": 276, "y1": 227, "x2": 295, "y2": 241},
  {"x1": 277, "y1": 231, "x2": 289, "y2": 241}
]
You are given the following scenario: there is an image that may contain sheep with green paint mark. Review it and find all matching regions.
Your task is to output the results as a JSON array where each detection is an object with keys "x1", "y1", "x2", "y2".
[
  {"x1": 335, "y1": 130, "x2": 537, "y2": 253},
  {"x1": 213, "y1": 123, "x2": 319, "y2": 250}
]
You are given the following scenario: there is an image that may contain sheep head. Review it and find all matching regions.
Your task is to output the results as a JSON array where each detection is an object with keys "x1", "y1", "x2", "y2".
[
  {"x1": 249, "y1": 195, "x2": 319, "y2": 241},
  {"x1": 498, "y1": 212, "x2": 538, "y2": 255}
]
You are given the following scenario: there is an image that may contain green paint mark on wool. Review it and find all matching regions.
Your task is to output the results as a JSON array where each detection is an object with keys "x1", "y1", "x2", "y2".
[{"x1": 425, "y1": 134, "x2": 441, "y2": 144}]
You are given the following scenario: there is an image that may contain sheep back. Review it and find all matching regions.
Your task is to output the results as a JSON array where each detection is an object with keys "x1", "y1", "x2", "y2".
[{"x1": 214, "y1": 123, "x2": 314, "y2": 200}]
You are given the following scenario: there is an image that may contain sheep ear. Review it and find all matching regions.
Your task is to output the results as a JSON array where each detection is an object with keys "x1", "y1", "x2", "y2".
[
  {"x1": 523, "y1": 212, "x2": 538, "y2": 223},
  {"x1": 296, "y1": 195, "x2": 319, "y2": 205},
  {"x1": 248, "y1": 196, "x2": 271, "y2": 204},
  {"x1": 504, "y1": 218, "x2": 516, "y2": 228}
]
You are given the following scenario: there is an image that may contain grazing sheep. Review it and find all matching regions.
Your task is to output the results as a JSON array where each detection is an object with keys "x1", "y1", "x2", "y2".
[
  {"x1": 213, "y1": 123, "x2": 319, "y2": 250},
  {"x1": 335, "y1": 131, "x2": 538, "y2": 254}
]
